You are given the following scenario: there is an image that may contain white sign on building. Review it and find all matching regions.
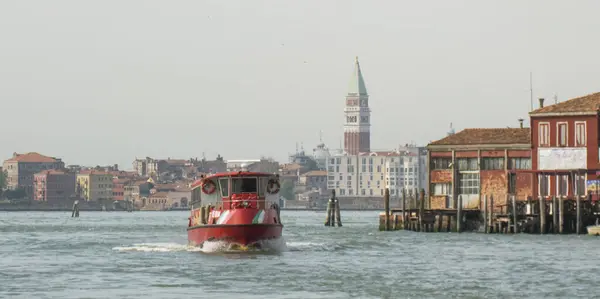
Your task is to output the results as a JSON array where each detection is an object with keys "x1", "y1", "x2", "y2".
[{"x1": 538, "y1": 148, "x2": 587, "y2": 170}]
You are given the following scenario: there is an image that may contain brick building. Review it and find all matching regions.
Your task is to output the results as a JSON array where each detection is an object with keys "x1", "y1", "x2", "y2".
[
  {"x1": 33, "y1": 170, "x2": 76, "y2": 203},
  {"x1": 427, "y1": 127, "x2": 533, "y2": 210},
  {"x1": 3, "y1": 152, "x2": 65, "y2": 198},
  {"x1": 530, "y1": 94, "x2": 600, "y2": 200}
]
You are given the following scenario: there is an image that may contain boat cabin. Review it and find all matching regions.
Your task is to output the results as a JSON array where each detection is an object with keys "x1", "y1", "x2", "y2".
[{"x1": 190, "y1": 171, "x2": 280, "y2": 211}]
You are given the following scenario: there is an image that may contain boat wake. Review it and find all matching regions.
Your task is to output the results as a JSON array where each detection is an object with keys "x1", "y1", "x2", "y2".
[{"x1": 112, "y1": 237, "x2": 288, "y2": 254}]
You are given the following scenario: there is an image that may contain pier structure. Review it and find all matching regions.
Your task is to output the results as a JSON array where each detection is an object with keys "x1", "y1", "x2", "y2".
[{"x1": 381, "y1": 93, "x2": 600, "y2": 234}]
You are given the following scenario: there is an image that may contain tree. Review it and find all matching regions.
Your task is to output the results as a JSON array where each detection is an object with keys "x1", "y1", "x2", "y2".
[
  {"x1": 280, "y1": 180, "x2": 295, "y2": 201},
  {"x1": 0, "y1": 170, "x2": 6, "y2": 198}
]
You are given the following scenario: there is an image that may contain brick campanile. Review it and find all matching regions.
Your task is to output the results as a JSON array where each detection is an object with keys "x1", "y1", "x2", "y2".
[{"x1": 343, "y1": 57, "x2": 371, "y2": 155}]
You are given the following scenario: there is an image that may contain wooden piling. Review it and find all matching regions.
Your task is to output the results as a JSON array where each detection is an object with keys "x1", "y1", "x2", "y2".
[
  {"x1": 419, "y1": 189, "x2": 425, "y2": 232},
  {"x1": 489, "y1": 195, "x2": 494, "y2": 233},
  {"x1": 71, "y1": 199, "x2": 80, "y2": 218},
  {"x1": 384, "y1": 188, "x2": 390, "y2": 231},
  {"x1": 552, "y1": 196, "x2": 558, "y2": 233},
  {"x1": 402, "y1": 189, "x2": 406, "y2": 230},
  {"x1": 576, "y1": 195, "x2": 581, "y2": 235},
  {"x1": 483, "y1": 195, "x2": 488, "y2": 233},
  {"x1": 539, "y1": 196, "x2": 546, "y2": 234},
  {"x1": 324, "y1": 198, "x2": 333, "y2": 226},
  {"x1": 335, "y1": 197, "x2": 342, "y2": 227},
  {"x1": 559, "y1": 196, "x2": 564, "y2": 234},
  {"x1": 456, "y1": 195, "x2": 462, "y2": 233},
  {"x1": 511, "y1": 195, "x2": 518, "y2": 233}
]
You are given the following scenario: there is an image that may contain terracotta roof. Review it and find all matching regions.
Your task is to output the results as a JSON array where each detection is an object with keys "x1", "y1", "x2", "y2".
[
  {"x1": 149, "y1": 191, "x2": 169, "y2": 198},
  {"x1": 530, "y1": 92, "x2": 600, "y2": 115},
  {"x1": 78, "y1": 170, "x2": 111, "y2": 175},
  {"x1": 35, "y1": 169, "x2": 70, "y2": 176},
  {"x1": 429, "y1": 128, "x2": 531, "y2": 146},
  {"x1": 302, "y1": 170, "x2": 327, "y2": 176},
  {"x1": 6, "y1": 152, "x2": 59, "y2": 163}
]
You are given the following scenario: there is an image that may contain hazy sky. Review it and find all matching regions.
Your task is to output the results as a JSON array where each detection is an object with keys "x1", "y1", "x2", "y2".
[{"x1": 2, "y1": 0, "x2": 600, "y2": 170}]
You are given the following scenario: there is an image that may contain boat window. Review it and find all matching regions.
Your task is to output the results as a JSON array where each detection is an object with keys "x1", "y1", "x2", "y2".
[
  {"x1": 231, "y1": 177, "x2": 257, "y2": 193},
  {"x1": 219, "y1": 178, "x2": 229, "y2": 197},
  {"x1": 258, "y1": 177, "x2": 268, "y2": 196}
]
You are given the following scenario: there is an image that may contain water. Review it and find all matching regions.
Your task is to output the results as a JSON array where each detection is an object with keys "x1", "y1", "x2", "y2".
[{"x1": 1, "y1": 211, "x2": 599, "y2": 299}]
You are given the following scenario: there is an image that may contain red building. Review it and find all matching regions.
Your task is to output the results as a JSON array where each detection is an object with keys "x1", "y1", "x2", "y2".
[
  {"x1": 34, "y1": 170, "x2": 76, "y2": 203},
  {"x1": 530, "y1": 94, "x2": 600, "y2": 200},
  {"x1": 427, "y1": 127, "x2": 533, "y2": 210}
]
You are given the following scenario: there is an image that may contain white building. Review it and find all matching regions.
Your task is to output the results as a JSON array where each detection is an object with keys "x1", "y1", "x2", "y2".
[{"x1": 326, "y1": 146, "x2": 428, "y2": 199}]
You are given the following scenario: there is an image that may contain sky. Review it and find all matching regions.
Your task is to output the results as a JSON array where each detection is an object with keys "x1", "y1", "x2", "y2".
[{"x1": 2, "y1": 0, "x2": 600, "y2": 170}]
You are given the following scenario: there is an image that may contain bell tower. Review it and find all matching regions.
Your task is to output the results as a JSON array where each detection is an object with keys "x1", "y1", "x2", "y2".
[{"x1": 343, "y1": 57, "x2": 371, "y2": 155}]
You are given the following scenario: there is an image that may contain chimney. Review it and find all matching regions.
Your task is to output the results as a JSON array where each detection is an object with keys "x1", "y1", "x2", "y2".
[
  {"x1": 518, "y1": 118, "x2": 524, "y2": 128},
  {"x1": 538, "y1": 98, "x2": 545, "y2": 108}
]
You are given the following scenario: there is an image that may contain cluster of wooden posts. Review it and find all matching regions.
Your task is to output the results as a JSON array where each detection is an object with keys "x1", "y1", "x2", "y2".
[
  {"x1": 324, "y1": 190, "x2": 342, "y2": 227},
  {"x1": 379, "y1": 188, "x2": 600, "y2": 234}
]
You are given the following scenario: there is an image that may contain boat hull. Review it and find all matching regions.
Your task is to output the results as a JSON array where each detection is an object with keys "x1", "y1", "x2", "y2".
[{"x1": 187, "y1": 223, "x2": 283, "y2": 247}]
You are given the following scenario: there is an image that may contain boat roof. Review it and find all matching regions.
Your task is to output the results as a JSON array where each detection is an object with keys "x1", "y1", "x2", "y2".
[{"x1": 191, "y1": 171, "x2": 276, "y2": 189}]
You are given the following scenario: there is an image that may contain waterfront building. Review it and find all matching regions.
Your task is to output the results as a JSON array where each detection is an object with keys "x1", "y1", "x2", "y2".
[
  {"x1": 529, "y1": 94, "x2": 600, "y2": 199},
  {"x1": 33, "y1": 170, "x2": 76, "y2": 203},
  {"x1": 2, "y1": 152, "x2": 65, "y2": 198},
  {"x1": 426, "y1": 125, "x2": 532, "y2": 210},
  {"x1": 76, "y1": 170, "x2": 114, "y2": 201},
  {"x1": 326, "y1": 149, "x2": 427, "y2": 200}
]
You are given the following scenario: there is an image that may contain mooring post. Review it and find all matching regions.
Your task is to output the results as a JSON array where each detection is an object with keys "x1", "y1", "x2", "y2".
[
  {"x1": 419, "y1": 188, "x2": 425, "y2": 232},
  {"x1": 483, "y1": 195, "x2": 488, "y2": 233},
  {"x1": 552, "y1": 196, "x2": 558, "y2": 233},
  {"x1": 539, "y1": 196, "x2": 546, "y2": 234},
  {"x1": 384, "y1": 188, "x2": 391, "y2": 231},
  {"x1": 402, "y1": 188, "x2": 406, "y2": 230},
  {"x1": 489, "y1": 195, "x2": 494, "y2": 233},
  {"x1": 324, "y1": 197, "x2": 333, "y2": 226},
  {"x1": 576, "y1": 194, "x2": 582, "y2": 235},
  {"x1": 511, "y1": 195, "x2": 518, "y2": 233},
  {"x1": 71, "y1": 199, "x2": 80, "y2": 218},
  {"x1": 559, "y1": 196, "x2": 564, "y2": 234},
  {"x1": 456, "y1": 195, "x2": 462, "y2": 233},
  {"x1": 334, "y1": 194, "x2": 342, "y2": 227}
]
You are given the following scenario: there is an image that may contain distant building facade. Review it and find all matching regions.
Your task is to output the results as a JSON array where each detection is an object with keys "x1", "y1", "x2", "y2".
[
  {"x1": 2, "y1": 152, "x2": 65, "y2": 198},
  {"x1": 76, "y1": 170, "x2": 114, "y2": 201},
  {"x1": 33, "y1": 170, "x2": 76, "y2": 203}
]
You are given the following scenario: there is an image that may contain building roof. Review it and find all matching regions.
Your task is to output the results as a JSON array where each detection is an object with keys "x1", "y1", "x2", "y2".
[
  {"x1": 428, "y1": 128, "x2": 531, "y2": 146},
  {"x1": 35, "y1": 169, "x2": 70, "y2": 176},
  {"x1": 302, "y1": 170, "x2": 327, "y2": 177},
  {"x1": 358, "y1": 151, "x2": 402, "y2": 157},
  {"x1": 530, "y1": 92, "x2": 600, "y2": 115},
  {"x1": 348, "y1": 57, "x2": 368, "y2": 96},
  {"x1": 149, "y1": 191, "x2": 169, "y2": 198},
  {"x1": 5, "y1": 152, "x2": 59, "y2": 163},
  {"x1": 78, "y1": 170, "x2": 111, "y2": 176}
]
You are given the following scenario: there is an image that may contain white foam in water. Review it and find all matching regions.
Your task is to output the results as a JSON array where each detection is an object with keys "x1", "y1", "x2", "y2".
[{"x1": 112, "y1": 238, "x2": 288, "y2": 254}]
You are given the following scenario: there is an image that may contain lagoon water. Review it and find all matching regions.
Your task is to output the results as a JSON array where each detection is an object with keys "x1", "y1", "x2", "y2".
[{"x1": 1, "y1": 210, "x2": 600, "y2": 298}]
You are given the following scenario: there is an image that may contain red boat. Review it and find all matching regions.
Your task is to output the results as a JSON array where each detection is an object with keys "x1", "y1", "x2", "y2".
[{"x1": 187, "y1": 171, "x2": 283, "y2": 249}]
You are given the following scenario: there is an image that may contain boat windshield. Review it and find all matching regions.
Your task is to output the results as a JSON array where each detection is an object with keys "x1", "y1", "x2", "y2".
[{"x1": 231, "y1": 177, "x2": 257, "y2": 193}]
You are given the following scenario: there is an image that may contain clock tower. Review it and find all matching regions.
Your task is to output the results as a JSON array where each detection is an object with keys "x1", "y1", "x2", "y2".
[{"x1": 343, "y1": 57, "x2": 371, "y2": 155}]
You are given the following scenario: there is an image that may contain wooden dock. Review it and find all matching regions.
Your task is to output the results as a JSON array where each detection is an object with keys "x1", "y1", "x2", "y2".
[{"x1": 379, "y1": 188, "x2": 600, "y2": 234}]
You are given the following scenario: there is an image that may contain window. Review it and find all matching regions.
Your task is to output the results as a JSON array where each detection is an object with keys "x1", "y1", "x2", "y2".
[
  {"x1": 538, "y1": 174, "x2": 550, "y2": 197},
  {"x1": 431, "y1": 183, "x2": 452, "y2": 195},
  {"x1": 575, "y1": 121, "x2": 586, "y2": 146},
  {"x1": 459, "y1": 173, "x2": 479, "y2": 195},
  {"x1": 231, "y1": 177, "x2": 257, "y2": 193},
  {"x1": 508, "y1": 158, "x2": 531, "y2": 170},
  {"x1": 557, "y1": 122, "x2": 567, "y2": 147},
  {"x1": 457, "y1": 158, "x2": 478, "y2": 171},
  {"x1": 431, "y1": 158, "x2": 451, "y2": 170},
  {"x1": 557, "y1": 175, "x2": 568, "y2": 197},
  {"x1": 539, "y1": 123, "x2": 550, "y2": 146},
  {"x1": 508, "y1": 173, "x2": 517, "y2": 194},
  {"x1": 575, "y1": 174, "x2": 586, "y2": 196},
  {"x1": 481, "y1": 157, "x2": 504, "y2": 170},
  {"x1": 361, "y1": 189, "x2": 365, "y2": 195}
]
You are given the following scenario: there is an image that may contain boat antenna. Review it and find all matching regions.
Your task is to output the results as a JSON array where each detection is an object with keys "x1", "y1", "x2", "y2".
[{"x1": 554, "y1": 93, "x2": 558, "y2": 104}]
